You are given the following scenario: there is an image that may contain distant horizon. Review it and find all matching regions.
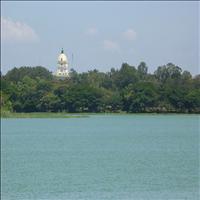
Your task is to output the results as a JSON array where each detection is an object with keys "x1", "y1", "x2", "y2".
[
  {"x1": 2, "y1": 50, "x2": 200, "y2": 76},
  {"x1": 2, "y1": 60, "x2": 199, "y2": 77},
  {"x1": 1, "y1": 1, "x2": 199, "y2": 75}
]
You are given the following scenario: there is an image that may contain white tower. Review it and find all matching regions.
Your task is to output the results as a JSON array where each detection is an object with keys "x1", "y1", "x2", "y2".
[{"x1": 55, "y1": 48, "x2": 69, "y2": 78}]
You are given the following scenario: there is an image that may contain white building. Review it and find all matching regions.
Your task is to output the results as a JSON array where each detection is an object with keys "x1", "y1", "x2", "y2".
[{"x1": 54, "y1": 48, "x2": 69, "y2": 78}]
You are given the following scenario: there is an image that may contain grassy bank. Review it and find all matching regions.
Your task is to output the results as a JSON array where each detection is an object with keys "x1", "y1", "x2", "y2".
[
  {"x1": 1, "y1": 111, "x2": 89, "y2": 118},
  {"x1": 1, "y1": 110, "x2": 199, "y2": 118}
]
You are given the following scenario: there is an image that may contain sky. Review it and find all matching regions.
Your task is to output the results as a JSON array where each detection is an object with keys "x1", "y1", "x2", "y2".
[{"x1": 1, "y1": 1, "x2": 199, "y2": 75}]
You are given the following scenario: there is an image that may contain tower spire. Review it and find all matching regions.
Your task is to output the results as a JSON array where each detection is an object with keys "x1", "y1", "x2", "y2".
[{"x1": 61, "y1": 48, "x2": 64, "y2": 54}]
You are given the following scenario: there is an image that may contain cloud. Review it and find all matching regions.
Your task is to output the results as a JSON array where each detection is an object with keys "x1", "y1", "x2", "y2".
[
  {"x1": 85, "y1": 27, "x2": 98, "y2": 36},
  {"x1": 123, "y1": 29, "x2": 137, "y2": 41},
  {"x1": 103, "y1": 40, "x2": 120, "y2": 52},
  {"x1": 1, "y1": 17, "x2": 39, "y2": 43}
]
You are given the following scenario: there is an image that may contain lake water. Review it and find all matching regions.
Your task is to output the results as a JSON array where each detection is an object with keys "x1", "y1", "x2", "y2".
[{"x1": 1, "y1": 114, "x2": 199, "y2": 200}]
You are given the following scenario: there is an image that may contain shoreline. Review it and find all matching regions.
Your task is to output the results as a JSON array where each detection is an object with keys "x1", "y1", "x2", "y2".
[{"x1": 1, "y1": 111, "x2": 200, "y2": 118}]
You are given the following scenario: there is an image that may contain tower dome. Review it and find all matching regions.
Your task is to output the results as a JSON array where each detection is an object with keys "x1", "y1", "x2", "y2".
[{"x1": 58, "y1": 49, "x2": 68, "y2": 65}]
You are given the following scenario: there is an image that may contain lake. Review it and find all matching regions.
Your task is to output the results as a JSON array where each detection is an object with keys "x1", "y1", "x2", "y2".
[{"x1": 1, "y1": 114, "x2": 199, "y2": 200}]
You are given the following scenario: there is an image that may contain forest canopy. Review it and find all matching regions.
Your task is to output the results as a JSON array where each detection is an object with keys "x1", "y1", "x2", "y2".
[{"x1": 1, "y1": 63, "x2": 200, "y2": 113}]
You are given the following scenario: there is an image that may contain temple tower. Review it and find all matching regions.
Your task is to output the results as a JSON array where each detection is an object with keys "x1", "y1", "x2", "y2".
[{"x1": 54, "y1": 48, "x2": 69, "y2": 78}]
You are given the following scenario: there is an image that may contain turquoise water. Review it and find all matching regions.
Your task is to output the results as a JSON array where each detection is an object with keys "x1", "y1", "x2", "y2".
[{"x1": 1, "y1": 114, "x2": 199, "y2": 200}]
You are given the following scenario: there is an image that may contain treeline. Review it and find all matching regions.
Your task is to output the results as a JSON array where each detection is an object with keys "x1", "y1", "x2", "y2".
[{"x1": 1, "y1": 63, "x2": 200, "y2": 113}]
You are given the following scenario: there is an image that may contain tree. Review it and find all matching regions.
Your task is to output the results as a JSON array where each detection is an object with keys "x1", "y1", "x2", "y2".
[
  {"x1": 166, "y1": 63, "x2": 182, "y2": 79},
  {"x1": 0, "y1": 92, "x2": 13, "y2": 111},
  {"x1": 184, "y1": 89, "x2": 200, "y2": 112},
  {"x1": 182, "y1": 70, "x2": 192, "y2": 80},
  {"x1": 5, "y1": 66, "x2": 53, "y2": 83},
  {"x1": 154, "y1": 65, "x2": 169, "y2": 83},
  {"x1": 122, "y1": 82, "x2": 159, "y2": 112},
  {"x1": 1, "y1": 63, "x2": 200, "y2": 113},
  {"x1": 114, "y1": 63, "x2": 138, "y2": 89},
  {"x1": 137, "y1": 62, "x2": 148, "y2": 78},
  {"x1": 37, "y1": 93, "x2": 61, "y2": 112},
  {"x1": 154, "y1": 63, "x2": 182, "y2": 83}
]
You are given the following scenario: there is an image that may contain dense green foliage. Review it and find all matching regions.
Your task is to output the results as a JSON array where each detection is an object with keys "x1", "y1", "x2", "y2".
[{"x1": 1, "y1": 63, "x2": 200, "y2": 113}]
